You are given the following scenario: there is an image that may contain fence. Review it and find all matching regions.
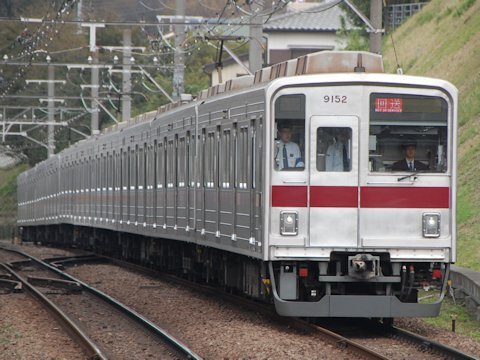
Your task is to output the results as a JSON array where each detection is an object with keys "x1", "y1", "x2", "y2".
[{"x1": 385, "y1": 2, "x2": 429, "y2": 31}]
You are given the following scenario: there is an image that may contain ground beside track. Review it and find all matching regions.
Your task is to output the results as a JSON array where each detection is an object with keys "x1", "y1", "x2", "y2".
[{"x1": 3, "y1": 240, "x2": 480, "y2": 359}]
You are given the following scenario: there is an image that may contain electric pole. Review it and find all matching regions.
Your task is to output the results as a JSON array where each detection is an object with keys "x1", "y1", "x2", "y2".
[
  {"x1": 76, "y1": 0, "x2": 83, "y2": 33},
  {"x1": 91, "y1": 53, "x2": 100, "y2": 135},
  {"x1": 122, "y1": 29, "x2": 132, "y2": 123},
  {"x1": 173, "y1": 0, "x2": 185, "y2": 99},
  {"x1": 47, "y1": 62, "x2": 55, "y2": 157},
  {"x1": 249, "y1": 1, "x2": 264, "y2": 72},
  {"x1": 343, "y1": 0, "x2": 384, "y2": 54},
  {"x1": 83, "y1": 23, "x2": 105, "y2": 135},
  {"x1": 369, "y1": 0, "x2": 383, "y2": 54}
]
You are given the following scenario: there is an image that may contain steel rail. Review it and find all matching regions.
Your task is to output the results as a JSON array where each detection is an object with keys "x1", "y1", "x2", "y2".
[
  {"x1": 297, "y1": 320, "x2": 390, "y2": 360},
  {"x1": 0, "y1": 245, "x2": 202, "y2": 360},
  {"x1": 99, "y1": 256, "x2": 480, "y2": 360},
  {"x1": 13, "y1": 248, "x2": 478, "y2": 360},
  {"x1": 388, "y1": 326, "x2": 478, "y2": 360},
  {"x1": 85, "y1": 255, "x2": 390, "y2": 360},
  {"x1": 0, "y1": 261, "x2": 107, "y2": 360}
]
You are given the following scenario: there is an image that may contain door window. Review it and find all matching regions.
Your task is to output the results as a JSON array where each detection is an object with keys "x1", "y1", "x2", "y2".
[{"x1": 316, "y1": 127, "x2": 352, "y2": 172}]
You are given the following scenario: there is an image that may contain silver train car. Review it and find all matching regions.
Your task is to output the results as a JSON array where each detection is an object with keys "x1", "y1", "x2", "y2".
[{"x1": 18, "y1": 51, "x2": 458, "y2": 318}]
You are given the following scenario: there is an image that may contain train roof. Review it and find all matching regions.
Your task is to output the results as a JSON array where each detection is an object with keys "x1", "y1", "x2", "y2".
[{"x1": 117, "y1": 50, "x2": 455, "y2": 131}]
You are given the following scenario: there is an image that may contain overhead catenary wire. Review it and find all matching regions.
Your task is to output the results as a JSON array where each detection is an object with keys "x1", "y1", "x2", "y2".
[{"x1": 1, "y1": 0, "x2": 349, "y2": 158}]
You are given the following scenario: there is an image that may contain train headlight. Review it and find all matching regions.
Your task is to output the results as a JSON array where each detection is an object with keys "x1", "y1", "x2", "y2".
[
  {"x1": 280, "y1": 211, "x2": 298, "y2": 236},
  {"x1": 423, "y1": 213, "x2": 440, "y2": 238}
]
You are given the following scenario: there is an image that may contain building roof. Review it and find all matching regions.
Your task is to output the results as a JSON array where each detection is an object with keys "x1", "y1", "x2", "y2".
[{"x1": 263, "y1": 1, "x2": 351, "y2": 32}]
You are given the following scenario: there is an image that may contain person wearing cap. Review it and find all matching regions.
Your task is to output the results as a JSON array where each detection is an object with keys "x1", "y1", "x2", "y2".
[
  {"x1": 392, "y1": 143, "x2": 428, "y2": 171},
  {"x1": 274, "y1": 124, "x2": 304, "y2": 170}
]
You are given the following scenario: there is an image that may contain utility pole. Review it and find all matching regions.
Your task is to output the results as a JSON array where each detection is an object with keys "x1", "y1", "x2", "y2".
[
  {"x1": 91, "y1": 53, "x2": 100, "y2": 135},
  {"x1": 83, "y1": 23, "x2": 105, "y2": 135},
  {"x1": 47, "y1": 62, "x2": 55, "y2": 157},
  {"x1": 24, "y1": 57, "x2": 67, "y2": 156},
  {"x1": 122, "y1": 29, "x2": 132, "y2": 123},
  {"x1": 369, "y1": 0, "x2": 383, "y2": 54},
  {"x1": 76, "y1": 0, "x2": 83, "y2": 33},
  {"x1": 343, "y1": 0, "x2": 384, "y2": 54},
  {"x1": 173, "y1": 0, "x2": 185, "y2": 99},
  {"x1": 249, "y1": 1, "x2": 264, "y2": 72}
]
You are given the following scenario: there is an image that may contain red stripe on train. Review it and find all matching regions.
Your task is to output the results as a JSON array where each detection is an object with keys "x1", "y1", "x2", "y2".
[
  {"x1": 310, "y1": 186, "x2": 357, "y2": 207},
  {"x1": 271, "y1": 186, "x2": 450, "y2": 208},
  {"x1": 271, "y1": 186, "x2": 308, "y2": 207},
  {"x1": 360, "y1": 187, "x2": 450, "y2": 208}
]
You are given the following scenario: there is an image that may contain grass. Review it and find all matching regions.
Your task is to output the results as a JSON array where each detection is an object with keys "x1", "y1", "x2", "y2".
[
  {"x1": 454, "y1": 0, "x2": 477, "y2": 17},
  {"x1": 0, "y1": 164, "x2": 29, "y2": 226},
  {"x1": 382, "y1": 0, "x2": 480, "y2": 331},
  {"x1": 383, "y1": 0, "x2": 480, "y2": 270},
  {"x1": 424, "y1": 296, "x2": 480, "y2": 341}
]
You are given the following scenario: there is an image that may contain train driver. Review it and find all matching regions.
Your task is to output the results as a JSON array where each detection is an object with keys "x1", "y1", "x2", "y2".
[
  {"x1": 275, "y1": 123, "x2": 304, "y2": 170},
  {"x1": 391, "y1": 142, "x2": 429, "y2": 171}
]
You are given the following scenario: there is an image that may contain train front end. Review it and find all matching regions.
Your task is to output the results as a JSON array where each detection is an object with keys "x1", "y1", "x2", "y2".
[{"x1": 265, "y1": 56, "x2": 457, "y2": 318}]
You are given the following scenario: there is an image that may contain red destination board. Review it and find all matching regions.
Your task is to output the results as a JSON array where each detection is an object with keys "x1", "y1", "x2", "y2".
[{"x1": 375, "y1": 98, "x2": 403, "y2": 113}]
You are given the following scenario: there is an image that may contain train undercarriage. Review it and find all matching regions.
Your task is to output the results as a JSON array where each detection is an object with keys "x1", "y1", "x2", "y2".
[{"x1": 20, "y1": 224, "x2": 448, "y2": 318}]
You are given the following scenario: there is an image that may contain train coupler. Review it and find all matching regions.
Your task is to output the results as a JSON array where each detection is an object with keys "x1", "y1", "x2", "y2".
[{"x1": 348, "y1": 254, "x2": 380, "y2": 279}]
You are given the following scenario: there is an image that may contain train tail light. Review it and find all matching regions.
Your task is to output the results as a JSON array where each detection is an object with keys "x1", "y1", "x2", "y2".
[
  {"x1": 432, "y1": 269, "x2": 442, "y2": 279},
  {"x1": 280, "y1": 211, "x2": 298, "y2": 235},
  {"x1": 298, "y1": 267, "x2": 308, "y2": 278},
  {"x1": 423, "y1": 213, "x2": 440, "y2": 238}
]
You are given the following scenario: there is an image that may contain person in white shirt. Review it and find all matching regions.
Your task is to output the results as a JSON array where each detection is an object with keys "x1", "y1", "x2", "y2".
[
  {"x1": 326, "y1": 130, "x2": 349, "y2": 171},
  {"x1": 275, "y1": 125, "x2": 304, "y2": 170}
]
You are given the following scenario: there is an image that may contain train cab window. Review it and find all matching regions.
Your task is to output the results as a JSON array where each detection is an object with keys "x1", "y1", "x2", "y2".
[
  {"x1": 316, "y1": 127, "x2": 352, "y2": 172},
  {"x1": 369, "y1": 94, "x2": 448, "y2": 173},
  {"x1": 274, "y1": 94, "x2": 305, "y2": 171}
]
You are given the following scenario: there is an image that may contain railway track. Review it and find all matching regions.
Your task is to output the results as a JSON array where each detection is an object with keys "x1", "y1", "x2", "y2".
[
  {"x1": 45, "y1": 254, "x2": 390, "y2": 359},
  {"x1": 387, "y1": 325, "x2": 478, "y2": 360},
  {"x1": 313, "y1": 318, "x2": 479, "y2": 360},
  {"x1": 2, "y1": 243, "x2": 478, "y2": 360},
  {"x1": 88, "y1": 255, "x2": 480, "y2": 360},
  {"x1": 97, "y1": 255, "x2": 478, "y2": 360},
  {"x1": 0, "y1": 245, "x2": 201, "y2": 360}
]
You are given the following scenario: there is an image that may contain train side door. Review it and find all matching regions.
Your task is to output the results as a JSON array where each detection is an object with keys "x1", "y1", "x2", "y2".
[{"x1": 309, "y1": 116, "x2": 359, "y2": 247}]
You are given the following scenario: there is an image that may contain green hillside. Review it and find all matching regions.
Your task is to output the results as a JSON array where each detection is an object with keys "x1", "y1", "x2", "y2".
[
  {"x1": 0, "y1": 163, "x2": 29, "y2": 237},
  {"x1": 382, "y1": 0, "x2": 480, "y2": 270}
]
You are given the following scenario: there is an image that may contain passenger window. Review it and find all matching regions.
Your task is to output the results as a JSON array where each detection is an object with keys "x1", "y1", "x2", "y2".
[
  {"x1": 188, "y1": 134, "x2": 195, "y2": 188},
  {"x1": 205, "y1": 132, "x2": 216, "y2": 188},
  {"x1": 274, "y1": 94, "x2": 305, "y2": 171},
  {"x1": 236, "y1": 126, "x2": 249, "y2": 189},
  {"x1": 220, "y1": 129, "x2": 232, "y2": 188},
  {"x1": 177, "y1": 137, "x2": 186, "y2": 188},
  {"x1": 369, "y1": 94, "x2": 448, "y2": 172},
  {"x1": 156, "y1": 142, "x2": 165, "y2": 189},
  {"x1": 316, "y1": 127, "x2": 352, "y2": 172},
  {"x1": 167, "y1": 140, "x2": 175, "y2": 187}
]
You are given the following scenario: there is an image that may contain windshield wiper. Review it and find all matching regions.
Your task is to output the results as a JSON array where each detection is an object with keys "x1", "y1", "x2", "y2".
[{"x1": 397, "y1": 170, "x2": 424, "y2": 182}]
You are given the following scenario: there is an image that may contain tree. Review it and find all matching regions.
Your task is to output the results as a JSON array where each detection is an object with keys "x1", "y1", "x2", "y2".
[{"x1": 4, "y1": 0, "x2": 13, "y2": 16}]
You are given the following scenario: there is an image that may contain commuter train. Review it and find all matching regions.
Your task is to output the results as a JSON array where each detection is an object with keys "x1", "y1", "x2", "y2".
[{"x1": 17, "y1": 51, "x2": 458, "y2": 318}]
